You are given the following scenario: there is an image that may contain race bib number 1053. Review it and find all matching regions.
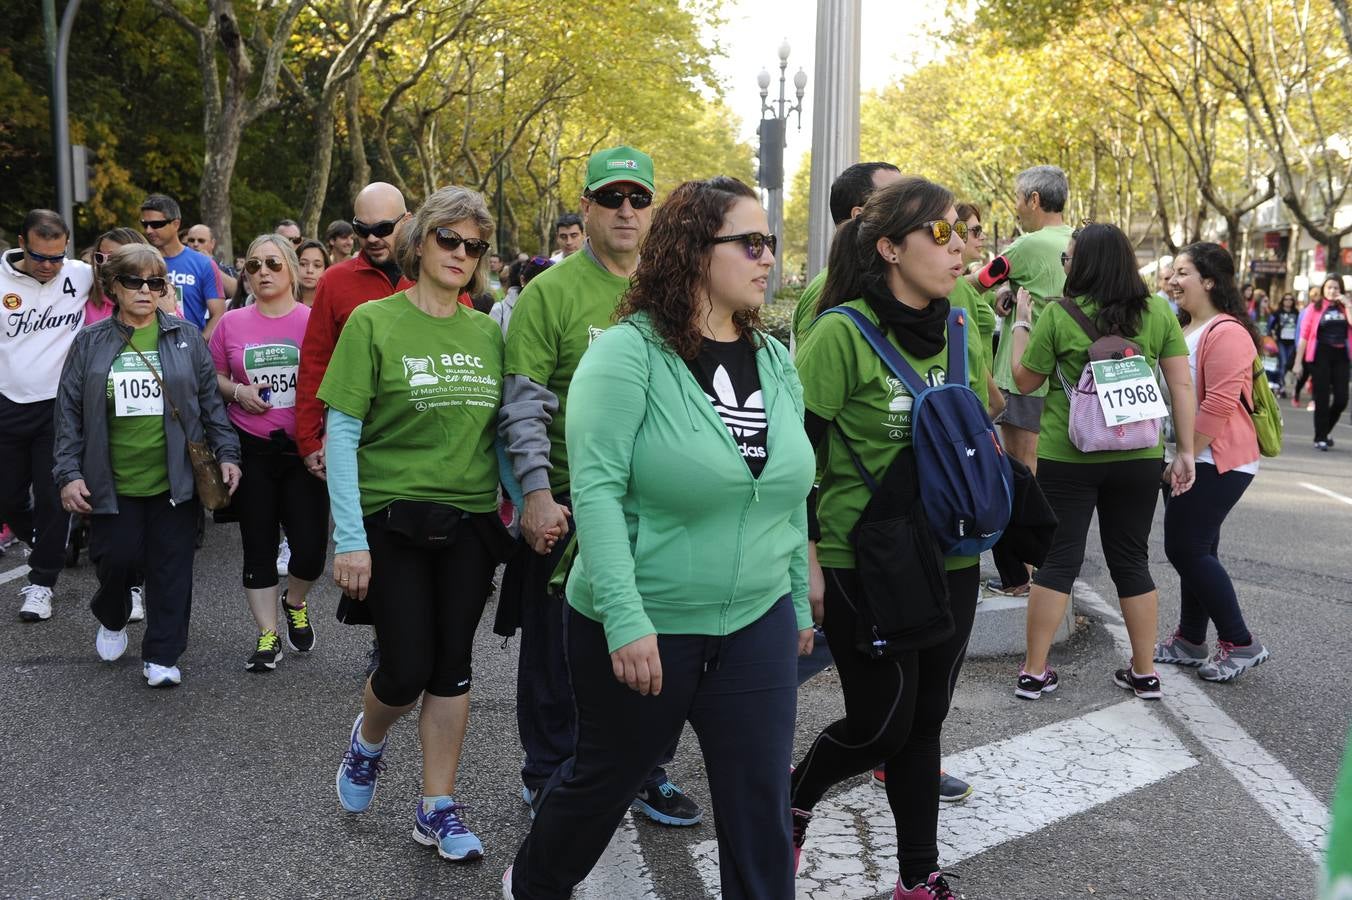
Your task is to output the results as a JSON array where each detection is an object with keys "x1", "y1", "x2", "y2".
[{"x1": 110, "y1": 351, "x2": 164, "y2": 417}]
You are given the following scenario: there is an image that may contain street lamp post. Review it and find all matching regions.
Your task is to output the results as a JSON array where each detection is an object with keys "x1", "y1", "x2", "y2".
[{"x1": 756, "y1": 40, "x2": 807, "y2": 301}]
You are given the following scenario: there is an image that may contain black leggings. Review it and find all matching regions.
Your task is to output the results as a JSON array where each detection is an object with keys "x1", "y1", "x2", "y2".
[
  {"x1": 1032, "y1": 458, "x2": 1163, "y2": 597},
  {"x1": 363, "y1": 512, "x2": 497, "y2": 707},
  {"x1": 233, "y1": 428, "x2": 329, "y2": 588},
  {"x1": 1163, "y1": 462, "x2": 1254, "y2": 645},
  {"x1": 1311, "y1": 342, "x2": 1350, "y2": 442},
  {"x1": 790, "y1": 565, "x2": 978, "y2": 883}
]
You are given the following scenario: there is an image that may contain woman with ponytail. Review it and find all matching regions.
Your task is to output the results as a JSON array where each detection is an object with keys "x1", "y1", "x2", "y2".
[
  {"x1": 1294, "y1": 275, "x2": 1351, "y2": 449},
  {"x1": 794, "y1": 177, "x2": 986, "y2": 900},
  {"x1": 1154, "y1": 243, "x2": 1269, "y2": 682}
]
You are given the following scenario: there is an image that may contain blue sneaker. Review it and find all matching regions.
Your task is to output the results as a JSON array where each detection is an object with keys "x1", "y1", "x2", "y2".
[
  {"x1": 631, "y1": 781, "x2": 703, "y2": 826},
  {"x1": 335, "y1": 713, "x2": 385, "y2": 813},
  {"x1": 413, "y1": 797, "x2": 483, "y2": 863}
]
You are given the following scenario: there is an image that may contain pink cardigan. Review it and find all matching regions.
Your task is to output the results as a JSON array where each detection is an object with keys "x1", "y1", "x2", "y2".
[
  {"x1": 1298, "y1": 299, "x2": 1352, "y2": 362},
  {"x1": 1194, "y1": 315, "x2": 1259, "y2": 474}
]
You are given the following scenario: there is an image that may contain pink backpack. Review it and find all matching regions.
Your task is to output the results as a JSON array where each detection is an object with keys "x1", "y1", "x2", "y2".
[{"x1": 1053, "y1": 299, "x2": 1162, "y2": 453}]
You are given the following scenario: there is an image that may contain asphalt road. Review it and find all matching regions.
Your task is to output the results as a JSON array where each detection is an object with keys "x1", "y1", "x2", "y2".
[{"x1": 1, "y1": 406, "x2": 1348, "y2": 899}]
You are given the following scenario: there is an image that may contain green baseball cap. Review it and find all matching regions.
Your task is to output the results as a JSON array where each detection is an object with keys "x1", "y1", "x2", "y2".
[{"x1": 585, "y1": 145, "x2": 655, "y2": 193}]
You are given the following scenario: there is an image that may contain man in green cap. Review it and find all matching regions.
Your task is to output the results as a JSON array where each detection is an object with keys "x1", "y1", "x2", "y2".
[{"x1": 497, "y1": 145, "x2": 704, "y2": 827}]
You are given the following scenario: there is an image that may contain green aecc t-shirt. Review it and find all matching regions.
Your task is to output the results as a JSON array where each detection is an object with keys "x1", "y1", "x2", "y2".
[
  {"x1": 318, "y1": 293, "x2": 503, "y2": 516},
  {"x1": 992, "y1": 223, "x2": 1075, "y2": 397},
  {"x1": 1020, "y1": 293, "x2": 1187, "y2": 464},
  {"x1": 796, "y1": 299, "x2": 986, "y2": 571},
  {"x1": 106, "y1": 323, "x2": 171, "y2": 497},
  {"x1": 503, "y1": 249, "x2": 631, "y2": 493}
]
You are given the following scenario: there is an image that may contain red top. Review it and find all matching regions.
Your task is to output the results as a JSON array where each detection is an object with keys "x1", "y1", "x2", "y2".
[
  {"x1": 1195, "y1": 315, "x2": 1260, "y2": 474},
  {"x1": 295, "y1": 252, "x2": 471, "y2": 456}
]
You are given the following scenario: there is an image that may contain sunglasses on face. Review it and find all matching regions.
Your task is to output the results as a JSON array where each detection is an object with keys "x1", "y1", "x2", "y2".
[
  {"x1": 967, "y1": 224, "x2": 984, "y2": 238},
  {"x1": 93, "y1": 251, "x2": 110, "y2": 266},
  {"x1": 587, "y1": 189, "x2": 654, "y2": 210},
  {"x1": 25, "y1": 247, "x2": 67, "y2": 264},
  {"x1": 1061, "y1": 252, "x2": 1073, "y2": 266},
  {"x1": 352, "y1": 217, "x2": 401, "y2": 239},
  {"x1": 288, "y1": 235, "x2": 302, "y2": 246},
  {"x1": 114, "y1": 274, "x2": 168, "y2": 294},
  {"x1": 244, "y1": 257, "x2": 285, "y2": 274},
  {"x1": 433, "y1": 228, "x2": 490, "y2": 258},
  {"x1": 709, "y1": 232, "x2": 777, "y2": 260},
  {"x1": 140, "y1": 219, "x2": 173, "y2": 230},
  {"x1": 915, "y1": 220, "x2": 968, "y2": 245}
]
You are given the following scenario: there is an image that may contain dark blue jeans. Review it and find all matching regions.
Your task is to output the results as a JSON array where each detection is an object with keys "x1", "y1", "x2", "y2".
[
  {"x1": 511, "y1": 595, "x2": 800, "y2": 900},
  {"x1": 1164, "y1": 461, "x2": 1255, "y2": 645}
]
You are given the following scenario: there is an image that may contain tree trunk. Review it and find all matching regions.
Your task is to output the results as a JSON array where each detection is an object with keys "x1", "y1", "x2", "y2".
[
  {"x1": 300, "y1": 103, "x2": 338, "y2": 238},
  {"x1": 346, "y1": 79, "x2": 369, "y2": 204},
  {"x1": 201, "y1": 123, "x2": 244, "y2": 260},
  {"x1": 1332, "y1": 0, "x2": 1352, "y2": 59}
]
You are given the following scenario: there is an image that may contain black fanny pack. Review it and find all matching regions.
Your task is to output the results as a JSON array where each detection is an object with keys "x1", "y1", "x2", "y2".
[
  {"x1": 837, "y1": 428, "x2": 954, "y2": 657},
  {"x1": 381, "y1": 500, "x2": 466, "y2": 549}
]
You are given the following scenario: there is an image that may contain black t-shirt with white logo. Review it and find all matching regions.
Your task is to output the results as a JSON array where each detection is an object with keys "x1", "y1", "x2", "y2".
[
  {"x1": 686, "y1": 336, "x2": 767, "y2": 477},
  {"x1": 1317, "y1": 303, "x2": 1348, "y2": 348}
]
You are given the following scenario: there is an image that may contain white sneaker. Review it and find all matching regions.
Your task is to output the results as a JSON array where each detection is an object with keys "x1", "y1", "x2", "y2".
[
  {"x1": 143, "y1": 662, "x2": 182, "y2": 687},
  {"x1": 96, "y1": 625, "x2": 128, "y2": 661},
  {"x1": 276, "y1": 537, "x2": 291, "y2": 577},
  {"x1": 128, "y1": 586, "x2": 146, "y2": 623},
  {"x1": 18, "y1": 583, "x2": 53, "y2": 622}
]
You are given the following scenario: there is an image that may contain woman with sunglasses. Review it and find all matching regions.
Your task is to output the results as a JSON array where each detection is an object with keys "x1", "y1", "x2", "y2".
[
  {"x1": 295, "y1": 239, "x2": 330, "y2": 308},
  {"x1": 504, "y1": 176, "x2": 815, "y2": 900},
  {"x1": 790, "y1": 178, "x2": 987, "y2": 900},
  {"x1": 54, "y1": 243, "x2": 241, "y2": 688},
  {"x1": 1009, "y1": 223, "x2": 1194, "y2": 702},
  {"x1": 208, "y1": 235, "x2": 327, "y2": 671},
  {"x1": 1294, "y1": 275, "x2": 1351, "y2": 450},
  {"x1": 321, "y1": 187, "x2": 508, "y2": 864},
  {"x1": 87, "y1": 228, "x2": 150, "y2": 325}
]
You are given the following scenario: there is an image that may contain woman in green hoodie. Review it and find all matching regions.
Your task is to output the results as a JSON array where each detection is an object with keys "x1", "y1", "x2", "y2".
[{"x1": 503, "y1": 177, "x2": 816, "y2": 900}]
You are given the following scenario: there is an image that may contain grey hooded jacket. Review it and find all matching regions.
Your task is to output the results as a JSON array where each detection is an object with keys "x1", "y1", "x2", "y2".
[{"x1": 53, "y1": 310, "x2": 241, "y2": 514}]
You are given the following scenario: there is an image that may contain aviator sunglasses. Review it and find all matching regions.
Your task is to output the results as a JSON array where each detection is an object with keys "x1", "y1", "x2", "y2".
[
  {"x1": 433, "y1": 228, "x2": 490, "y2": 258},
  {"x1": 114, "y1": 274, "x2": 168, "y2": 294},
  {"x1": 709, "y1": 232, "x2": 777, "y2": 260},
  {"x1": 244, "y1": 257, "x2": 285, "y2": 274},
  {"x1": 586, "y1": 188, "x2": 654, "y2": 210}
]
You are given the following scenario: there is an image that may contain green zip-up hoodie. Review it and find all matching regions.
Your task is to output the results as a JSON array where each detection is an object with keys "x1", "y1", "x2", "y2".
[{"x1": 564, "y1": 311, "x2": 816, "y2": 653}]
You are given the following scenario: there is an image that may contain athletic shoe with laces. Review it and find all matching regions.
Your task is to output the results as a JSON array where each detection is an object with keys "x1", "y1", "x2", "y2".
[
  {"x1": 894, "y1": 871, "x2": 960, "y2": 899},
  {"x1": 413, "y1": 797, "x2": 483, "y2": 862},
  {"x1": 1014, "y1": 666, "x2": 1059, "y2": 700},
  {"x1": 1316, "y1": 440, "x2": 1331, "y2": 451},
  {"x1": 1154, "y1": 630, "x2": 1207, "y2": 667},
  {"x1": 143, "y1": 661, "x2": 181, "y2": 687},
  {"x1": 276, "y1": 537, "x2": 291, "y2": 576},
  {"x1": 18, "y1": 583, "x2": 53, "y2": 622},
  {"x1": 280, "y1": 590, "x2": 315, "y2": 652},
  {"x1": 792, "y1": 807, "x2": 812, "y2": 873},
  {"x1": 1199, "y1": 640, "x2": 1270, "y2": 682},
  {"x1": 247, "y1": 631, "x2": 283, "y2": 672},
  {"x1": 96, "y1": 625, "x2": 127, "y2": 661},
  {"x1": 128, "y1": 586, "x2": 145, "y2": 623},
  {"x1": 631, "y1": 780, "x2": 703, "y2": 826},
  {"x1": 336, "y1": 713, "x2": 385, "y2": 812},
  {"x1": 870, "y1": 767, "x2": 973, "y2": 802},
  {"x1": 0, "y1": 524, "x2": 17, "y2": 551},
  {"x1": 1113, "y1": 664, "x2": 1163, "y2": 699}
]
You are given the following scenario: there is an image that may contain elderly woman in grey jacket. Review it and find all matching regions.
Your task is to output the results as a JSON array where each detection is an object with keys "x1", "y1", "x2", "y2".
[{"x1": 53, "y1": 243, "x2": 240, "y2": 688}]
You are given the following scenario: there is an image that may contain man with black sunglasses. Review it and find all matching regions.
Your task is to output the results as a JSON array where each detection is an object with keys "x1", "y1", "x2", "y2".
[
  {"x1": 498, "y1": 145, "x2": 705, "y2": 829},
  {"x1": 0, "y1": 209, "x2": 93, "y2": 622},
  {"x1": 138, "y1": 194, "x2": 226, "y2": 338}
]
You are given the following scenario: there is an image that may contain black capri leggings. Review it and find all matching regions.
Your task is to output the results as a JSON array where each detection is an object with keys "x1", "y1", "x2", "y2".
[
  {"x1": 1032, "y1": 457, "x2": 1164, "y2": 596},
  {"x1": 233, "y1": 428, "x2": 330, "y2": 588},
  {"x1": 363, "y1": 511, "x2": 498, "y2": 707}
]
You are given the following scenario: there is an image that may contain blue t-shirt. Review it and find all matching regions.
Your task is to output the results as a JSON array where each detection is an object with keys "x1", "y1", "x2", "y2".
[{"x1": 163, "y1": 247, "x2": 222, "y2": 330}]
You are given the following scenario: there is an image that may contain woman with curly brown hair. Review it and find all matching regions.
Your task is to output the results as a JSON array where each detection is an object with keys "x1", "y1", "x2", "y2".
[{"x1": 502, "y1": 176, "x2": 817, "y2": 900}]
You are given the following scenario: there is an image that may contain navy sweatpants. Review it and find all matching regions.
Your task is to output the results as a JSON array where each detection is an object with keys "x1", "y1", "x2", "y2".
[{"x1": 510, "y1": 595, "x2": 800, "y2": 900}]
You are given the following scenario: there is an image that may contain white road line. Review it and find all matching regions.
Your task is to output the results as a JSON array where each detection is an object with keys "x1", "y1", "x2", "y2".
[
  {"x1": 577, "y1": 812, "x2": 659, "y2": 900},
  {"x1": 1074, "y1": 580, "x2": 1331, "y2": 863},
  {"x1": 691, "y1": 701, "x2": 1196, "y2": 899},
  {"x1": 0, "y1": 564, "x2": 29, "y2": 586},
  {"x1": 1300, "y1": 481, "x2": 1352, "y2": 508}
]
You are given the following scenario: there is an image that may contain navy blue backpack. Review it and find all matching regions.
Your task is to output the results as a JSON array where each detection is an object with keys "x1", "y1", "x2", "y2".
[{"x1": 824, "y1": 306, "x2": 1013, "y2": 556}]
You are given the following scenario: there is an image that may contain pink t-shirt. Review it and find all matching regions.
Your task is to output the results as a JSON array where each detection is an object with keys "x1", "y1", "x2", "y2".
[
  {"x1": 208, "y1": 303, "x2": 310, "y2": 440},
  {"x1": 85, "y1": 295, "x2": 115, "y2": 324}
]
